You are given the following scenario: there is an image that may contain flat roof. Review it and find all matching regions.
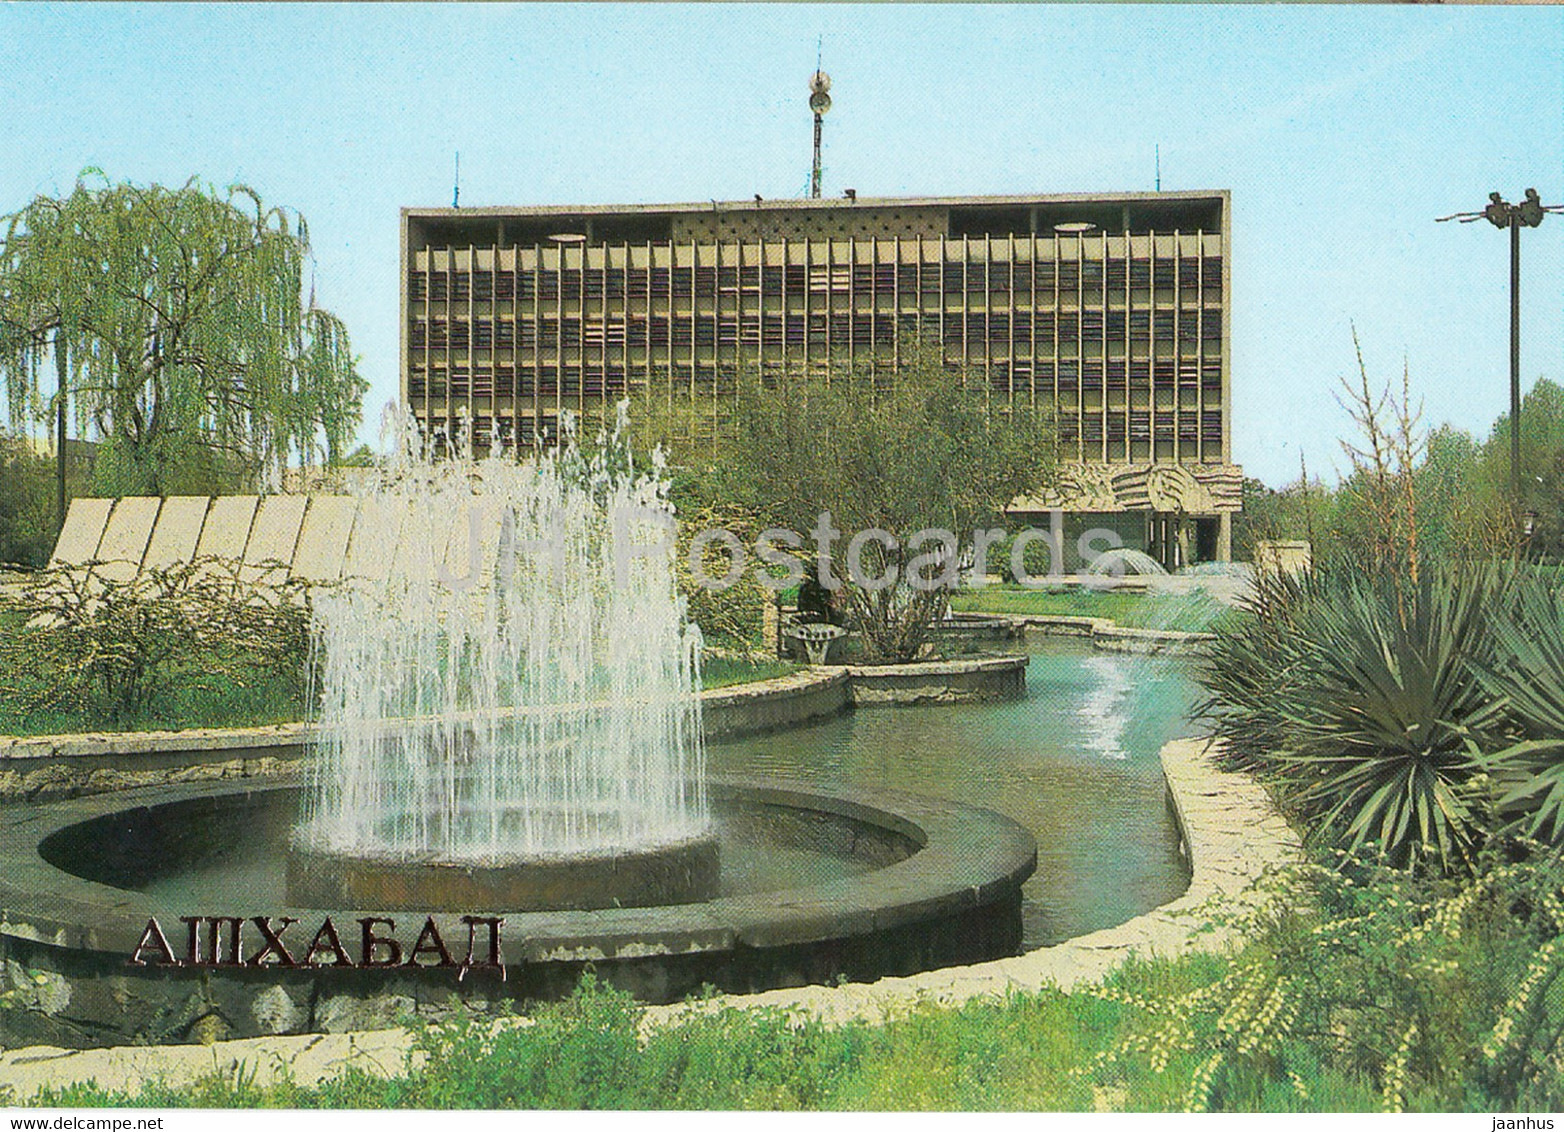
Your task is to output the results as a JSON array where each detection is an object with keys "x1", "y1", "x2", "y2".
[{"x1": 403, "y1": 189, "x2": 1228, "y2": 222}]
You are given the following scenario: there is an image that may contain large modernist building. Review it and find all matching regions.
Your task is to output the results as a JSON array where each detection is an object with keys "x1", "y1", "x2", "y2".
[{"x1": 400, "y1": 191, "x2": 1242, "y2": 564}]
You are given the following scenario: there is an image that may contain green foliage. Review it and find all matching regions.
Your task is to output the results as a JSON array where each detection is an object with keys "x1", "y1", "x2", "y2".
[
  {"x1": 1250, "y1": 376, "x2": 1564, "y2": 571},
  {"x1": 1416, "y1": 424, "x2": 1487, "y2": 561},
  {"x1": 408, "y1": 977, "x2": 645, "y2": 1108},
  {"x1": 1530, "y1": 448, "x2": 1564, "y2": 561},
  {"x1": 0, "y1": 557, "x2": 312, "y2": 726},
  {"x1": 1088, "y1": 848, "x2": 1564, "y2": 1111},
  {"x1": 983, "y1": 526, "x2": 1056, "y2": 583},
  {"x1": 1478, "y1": 576, "x2": 1564, "y2": 844},
  {"x1": 1231, "y1": 476, "x2": 1309, "y2": 564},
  {"x1": 1197, "y1": 565, "x2": 1521, "y2": 870},
  {"x1": 700, "y1": 655, "x2": 798, "y2": 690},
  {"x1": 713, "y1": 348, "x2": 1056, "y2": 662},
  {"x1": 334, "y1": 443, "x2": 378, "y2": 468},
  {"x1": 0, "y1": 429, "x2": 88, "y2": 567},
  {"x1": 1483, "y1": 377, "x2": 1564, "y2": 528},
  {"x1": 0, "y1": 172, "x2": 367, "y2": 494},
  {"x1": 674, "y1": 499, "x2": 773, "y2": 655}
]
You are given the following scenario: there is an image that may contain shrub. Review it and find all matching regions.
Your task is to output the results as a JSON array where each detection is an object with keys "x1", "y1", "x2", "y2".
[
  {"x1": 1196, "y1": 564, "x2": 1514, "y2": 870},
  {"x1": 0, "y1": 431, "x2": 78, "y2": 569},
  {"x1": 1477, "y1": 573, "x2": 1564, "y2": 844},
  {"x1": 674, "y1": 500, "x2": 771, "y2": 656},
  {"x1": 1087, "y1": 847, "x2": 1564, "y2": 1111},
  {"x1": 0, "y1": 556, "x2": 312, "y2": 726}
]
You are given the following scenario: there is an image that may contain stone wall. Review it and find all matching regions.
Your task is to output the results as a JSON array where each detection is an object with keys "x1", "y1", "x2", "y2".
[
  {"x1": 0, "y1": 660, "x2": 1031, "y2": 801},
  {"x1": 700, "y1": 668, "x2": 849, "y2": 741},
  {"x1": 846, "y1": 656, "x2": 1027, "y2": 705},
  {"x1": 1012, "y1": 614, "x2": 1215, "y2": 654}
]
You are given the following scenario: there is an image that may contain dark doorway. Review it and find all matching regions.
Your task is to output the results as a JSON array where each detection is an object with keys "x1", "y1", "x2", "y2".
[{"x1": 1195, "y1": 517, "x2": 1219, "y2": 563}]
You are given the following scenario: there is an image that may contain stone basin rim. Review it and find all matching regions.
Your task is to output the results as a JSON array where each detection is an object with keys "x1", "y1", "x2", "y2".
[{"x1": 0, "y1": 772, "x2": 1037, "y2": 959}]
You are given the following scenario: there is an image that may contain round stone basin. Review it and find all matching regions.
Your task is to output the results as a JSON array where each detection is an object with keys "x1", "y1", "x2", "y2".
[
  {"x1": 0, "y1": 775, "x2": 1034, "y2": 1044},
  {"x1": 285, "y1": 830, "x2": 724, "y2": 913}
]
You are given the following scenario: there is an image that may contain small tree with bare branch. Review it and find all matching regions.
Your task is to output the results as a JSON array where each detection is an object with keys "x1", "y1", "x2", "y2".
[{"x1": 1336, "y1": 332, "x2": 1426, "y2": 587}]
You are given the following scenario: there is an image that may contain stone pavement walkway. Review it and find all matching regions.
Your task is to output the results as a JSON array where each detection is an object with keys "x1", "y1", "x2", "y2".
[{"x1": 0, "y1": 737, "x2": 1299, "y2": 1101}]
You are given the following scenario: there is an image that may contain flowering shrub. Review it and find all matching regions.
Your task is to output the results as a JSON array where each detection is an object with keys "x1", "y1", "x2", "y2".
[{"x1": 1083, "y1": 846, "x2": 1564, "y2": 1111}]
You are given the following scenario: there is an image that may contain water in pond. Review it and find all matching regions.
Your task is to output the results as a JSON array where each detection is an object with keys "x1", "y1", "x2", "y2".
[
  {"x1": 708, "y1": 640, "x2": 1202, "y2": 948},
  {"x1": 140, "y1": 641, "x2": 1198, "y2": 954},
  {"x1": 138, "y1": 793, "x2": 884, "y2": 908}
]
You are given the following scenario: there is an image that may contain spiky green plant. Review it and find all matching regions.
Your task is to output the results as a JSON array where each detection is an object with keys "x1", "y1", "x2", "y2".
[
  {"x1": 1197, "y1": 566, "x2": 1513, "y2": 870},
  {"x1": 1193, "y1": 568, "x2": 1318, "y2": 770},
  {"x1": 1477, "y1": 573, "x2": 1564, "y2": 846}
]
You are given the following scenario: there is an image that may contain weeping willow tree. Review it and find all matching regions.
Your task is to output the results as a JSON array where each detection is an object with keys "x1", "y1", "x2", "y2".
[{"x1": 0, "y1": 171, "x2": 367, "y2": 498}]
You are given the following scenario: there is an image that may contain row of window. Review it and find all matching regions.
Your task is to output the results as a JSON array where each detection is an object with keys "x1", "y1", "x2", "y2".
[
  {"x1": 413, "y1": 414, "x2": 1225, "y2": 451},
  {"x1": 406, "y1": 360, "x2": 1222, "y2": 401},
  {"x1": 419, "y1": 421, "x2": 1224, "y2": 456},
  {"x1": 410, "y1": 310, "x2": 1224, "y2": 351},
  {"x1": 408, "y1": 257, "x2": 1225, "y2": 302},
  {"x1": 1059, "y1": 413, "x2": 1224, "y2": 444}
]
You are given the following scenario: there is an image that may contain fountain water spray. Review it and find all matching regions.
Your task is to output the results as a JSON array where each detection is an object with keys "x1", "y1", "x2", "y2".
[{"x1": 289, "y1": 405, "x2": 715, "y2": 910}]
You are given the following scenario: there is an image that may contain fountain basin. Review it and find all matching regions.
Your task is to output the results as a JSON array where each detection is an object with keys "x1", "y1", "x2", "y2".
[
  {"x1": 286, "y1": 832, "x2": 721, "y2": 912},
  {"x1": 0, "y1": 774, "x2": 1034, "y2": 1047}
]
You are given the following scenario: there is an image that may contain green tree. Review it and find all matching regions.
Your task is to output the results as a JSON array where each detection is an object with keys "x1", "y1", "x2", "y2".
[
  {"x1": 1480, "y1": 377, "x2": 1564, "y2": 504},
  {"x1": 713, "y1": 351, "x2": 1056, "y2": 662},
  {"x1": 0, "y1": 171, "x2": 366, "y2": 498},
  {"x1": 0, "y1": 430, "x2": 72, "y2": 567},
  {"x1": 1415, "y1": 424, "x2": 1486, "y2": 561},
  {"x1": 1531, "y1": 447, "x2": 1564, "y2": 560},
  {"x1": 1231, "y1": 475, "x2": 1321, "y2": 563}
]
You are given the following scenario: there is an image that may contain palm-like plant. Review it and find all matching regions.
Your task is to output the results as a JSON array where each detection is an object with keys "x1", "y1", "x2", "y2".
[
  {"x1": 1193, "y1": 568, "x2": 1317, "y2": 769},
  {"x1": 1477, "y1": 572, "x2": 1564, "y2": 845},
  {"x1": 1198, "y1": 565, "x2": 1513, "y2": 870}
]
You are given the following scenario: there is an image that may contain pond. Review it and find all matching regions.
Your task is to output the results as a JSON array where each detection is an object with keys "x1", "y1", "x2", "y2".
[{"x1": 709, "y1": 641, "x2": 1203, "y2": 948}]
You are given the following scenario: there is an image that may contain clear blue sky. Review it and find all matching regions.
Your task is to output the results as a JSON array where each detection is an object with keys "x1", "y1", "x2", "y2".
[{"x1": 1, "y1": 2, "x2": 1560, "y2": 486}]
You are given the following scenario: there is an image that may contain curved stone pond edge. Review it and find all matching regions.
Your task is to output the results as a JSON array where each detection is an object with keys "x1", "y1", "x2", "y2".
[
  {"x1": 1005, "y1": 613, "x2": 1217, "y2": 654},
  {"x1": 0, "y1": 621, "x2": 1197, "y2": 802},
  {"x1": 0, "y1": 737, "x2": 1300, "y2": 1099},
  {"x1": 0, "y1": 658, "x2": 1025, "y2": 803}
]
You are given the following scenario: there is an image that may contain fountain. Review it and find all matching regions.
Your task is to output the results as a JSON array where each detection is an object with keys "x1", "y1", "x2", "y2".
[
  {"x1": 287, "y1": 408, "x2": 717, "y2": 911},
  {"x1": 0, "y1": 406, "x2": 1041, "y2": 1047},
  {"x1": 1085, "y1": 547, "x2": 1169, "y2": 578}
]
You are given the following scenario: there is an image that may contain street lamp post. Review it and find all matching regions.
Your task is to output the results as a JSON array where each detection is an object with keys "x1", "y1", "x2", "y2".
[{"x1": 1438, "y1": 189, "x2": 1561, "y2": 521}]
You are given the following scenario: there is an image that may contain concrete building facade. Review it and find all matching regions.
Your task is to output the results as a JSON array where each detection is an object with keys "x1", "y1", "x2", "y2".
[{"x1": 400, "y1": 191, "x2": 1242, "y2": 564}]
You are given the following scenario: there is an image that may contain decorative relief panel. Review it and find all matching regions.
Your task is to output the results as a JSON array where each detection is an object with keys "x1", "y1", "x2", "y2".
[{"x1": 1017, "y1": 463, "x2": 1243, "y2": 514}]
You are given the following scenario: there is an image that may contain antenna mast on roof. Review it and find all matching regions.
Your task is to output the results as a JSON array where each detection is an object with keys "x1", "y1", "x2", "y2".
[
  {"x1": 808, "y1": 41, "x2": 831, "y2": 200},
  {"x1": 1155, "y1": 145, "x2": 1161, "y2": 192},
  {"x1": 453, "y1": 152, "x2": 460, "y2": 209}
]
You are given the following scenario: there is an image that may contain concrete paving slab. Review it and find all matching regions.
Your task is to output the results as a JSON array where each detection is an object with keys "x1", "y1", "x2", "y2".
[
  {"x1": 291, "y1": 495, "x2": 357, "y2": 583},
  {"x1": 241, "y1": 495, "x2": 308, "y2": 585},
  {"x1": 342, "y1": 496, "x2": 404, "y2": 583},
  {"x1": 195, "y1": 496, "x2": 259, "y2": 562}
]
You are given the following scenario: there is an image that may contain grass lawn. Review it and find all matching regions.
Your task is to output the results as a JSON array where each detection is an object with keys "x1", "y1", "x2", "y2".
[
  {"x1": 0, "y1": 671, "x2": 308, "y2": 737},
  {"x1": 949, "y1": 585, "x2": 1237, "y2": 633},
  {"x1": 14, "y1": 958, "x2": 1374, "y2": 1111},
  {"x1": 699, "y1": 655, "x2": 799, "y2": 690},
  {"x1": 0, "y1": 631, "x2": 799, "y2": 736}
]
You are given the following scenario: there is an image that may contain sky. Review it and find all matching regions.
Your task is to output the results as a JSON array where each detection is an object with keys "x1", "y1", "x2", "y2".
[{"x1": 0, "y1": 2, "x2": 1560, "y2": 487}]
